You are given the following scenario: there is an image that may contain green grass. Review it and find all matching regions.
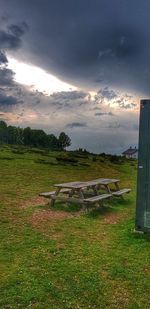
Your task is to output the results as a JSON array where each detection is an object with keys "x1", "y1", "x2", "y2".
[{"x1": 0, "y1": 145, "x2": 150, "y2": 309}]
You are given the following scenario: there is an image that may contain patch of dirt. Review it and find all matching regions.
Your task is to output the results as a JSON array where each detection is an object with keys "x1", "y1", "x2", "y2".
[
  {"x1": 28, "y1": 209, "x2": 76, "y2": 229},
  {"x1": 103, "y1": 212, "x2": 121, "y2": 224},
  {"x1": 20, "y1": 196, "x2": 45, "y2": 208}
]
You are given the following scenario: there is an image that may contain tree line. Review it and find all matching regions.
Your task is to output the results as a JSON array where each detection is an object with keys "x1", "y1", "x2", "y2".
[{"x1": 0, "y1": 121, "x2": 71, "y2": 150}]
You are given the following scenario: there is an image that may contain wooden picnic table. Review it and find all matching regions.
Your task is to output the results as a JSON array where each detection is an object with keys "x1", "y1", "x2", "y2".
[
  {"x1": 39, "y1": 178, "x2": 131, "y2": 208},
  {"x1": 51, "y1": 178, "x2": 120, "y2": 206}
]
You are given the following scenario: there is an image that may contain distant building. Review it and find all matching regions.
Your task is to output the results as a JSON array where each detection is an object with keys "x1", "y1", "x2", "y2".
[{"x1": 122, "y1": 146, "x2": 138, "y2": 159}]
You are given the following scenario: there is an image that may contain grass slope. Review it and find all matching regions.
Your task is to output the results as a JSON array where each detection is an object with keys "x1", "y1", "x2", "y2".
[{"x1": 0, "y1": 145, "x2": 150, "y2": 309}]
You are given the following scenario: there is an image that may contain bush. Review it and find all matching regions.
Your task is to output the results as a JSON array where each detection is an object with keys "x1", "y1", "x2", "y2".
[
  {"x1": 56, "y1": 156, "x2": 78, "y2": 164},
  {"x1": 109, "y1": 155, "x2": 122, "y2": 164}
]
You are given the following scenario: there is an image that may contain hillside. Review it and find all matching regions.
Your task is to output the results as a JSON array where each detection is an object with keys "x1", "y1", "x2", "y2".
[{"x1": 0, "y1": 145, "x2": 150, "y2": 309}]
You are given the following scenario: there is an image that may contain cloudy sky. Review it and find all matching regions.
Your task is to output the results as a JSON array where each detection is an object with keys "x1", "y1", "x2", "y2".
[{"x1": 0, "y1": 0, "x2": 149, "y2": 153}]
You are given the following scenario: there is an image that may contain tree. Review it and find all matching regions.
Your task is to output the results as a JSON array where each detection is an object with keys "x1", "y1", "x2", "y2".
[
  {"x1": 48, "y1": 134, "x2": 59, "y2": 150},
  {"x1": 7, "y1": 125, "x2": 23, "y2": 145},
  {"x1": 0, "y1": 121, "x2": 71, "y2": 151},
  {"x1": 23, "y1": 127, "x2": 32, "y2": 146},
  {"x1": 0, "y1": 120, "x2": 7, "y2": 143},
  {"x1": 58, "y1": 132, "x2": 71, "y2": 150}
]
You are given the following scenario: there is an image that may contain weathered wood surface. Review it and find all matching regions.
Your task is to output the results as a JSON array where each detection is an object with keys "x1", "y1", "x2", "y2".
[
  {"x1": 54, "y1": 181, "x2": 88, "y2": 189},
  {"x1": 85, "y1": 178, "x2": 119, "y2": 185},
  {"x1": 54, "y1": 178, "x2": 120, "y2": 189},
  {"x1": 39, "y1": 188, "x2": 71, "y2": 197},
  {"x1": 112, "y1": 188, "x2": 131, "y2": 196},
  {"x1": 84, "y1": 193, "x2": 112, "y2": 203}
]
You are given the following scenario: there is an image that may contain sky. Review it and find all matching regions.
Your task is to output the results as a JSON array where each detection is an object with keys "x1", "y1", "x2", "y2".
[{"x1": 0, "y1": 0, "x2": 149, "y2": 153}]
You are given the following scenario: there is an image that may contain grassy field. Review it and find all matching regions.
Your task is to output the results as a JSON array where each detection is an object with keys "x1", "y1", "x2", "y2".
[{"x1": 0, "y1": 145, "x2": 150, "y2": 309}]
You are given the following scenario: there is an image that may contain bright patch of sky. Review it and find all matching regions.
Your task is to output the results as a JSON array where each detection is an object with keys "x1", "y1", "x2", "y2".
[{"x1": 7, "y1": 57, "x2": 76, "y2": 95}]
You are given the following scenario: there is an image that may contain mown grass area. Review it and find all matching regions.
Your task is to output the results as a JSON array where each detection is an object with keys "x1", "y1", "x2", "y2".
[{"x1": 0, "y1": 145, "x2": 150, "y2": 309}]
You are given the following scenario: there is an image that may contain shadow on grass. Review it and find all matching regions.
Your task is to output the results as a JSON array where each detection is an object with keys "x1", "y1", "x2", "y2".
[
  {"x1": 85, "y1": 204, "x2": 115, "y2": 219},
  {"x1": 111, "y1": 196, "x2": 132, "y2": 207},
  {"x1": 38, "y1": 201, "x2": 82, "y2": 213},
  {"x1": 131, "y1": 229, "x2": 150, "y2": 242},
  {"x1": 32, "y1": 197, "x2": 132, "y2": 219},
  {"x1": 85, "y1": 197, "x2": 132, "y2": 219}
]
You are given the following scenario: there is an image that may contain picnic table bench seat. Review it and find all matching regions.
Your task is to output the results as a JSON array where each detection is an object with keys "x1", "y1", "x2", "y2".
[
  {"x1": 112, "y1": 188, "x2": 131, "y2": 196},
  {"x1": 84, "y1": 193, "x2": 112, "y2": 204},
  {"x1": 39, "y1": 188, "x2": 71, "y2": 198}
]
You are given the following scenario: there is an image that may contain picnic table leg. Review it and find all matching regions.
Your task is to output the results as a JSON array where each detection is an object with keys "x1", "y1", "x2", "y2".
[
  {"x1": 114, "y1": 182, "x2": 124, "y2": 199},
  {"x1": 50, "y1": 187, "x2": 61, "y2": 207},
  {"x1": 78, "y1": 188, "x2": 88, "y2": 210},
  {"x1": 114, "y1": 182, "x2": 120, "y2": 191},
  {"x1": 66, "y1": 189, "x2": 75, "y2": 206},
  {"x1": 104, "y1": 184, "x2": 111, "y2": 194},
  {"x1": 68, "y1": 189, "x2": 75, "y2": 198},
  {"x1": 92, "y1": 185, "x2": 99, "y2": 195}
]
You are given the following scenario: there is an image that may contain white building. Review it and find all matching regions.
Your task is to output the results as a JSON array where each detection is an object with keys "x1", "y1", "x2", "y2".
[{"x1": 122, "y1": 146, "x2": 138, "y2": 159}]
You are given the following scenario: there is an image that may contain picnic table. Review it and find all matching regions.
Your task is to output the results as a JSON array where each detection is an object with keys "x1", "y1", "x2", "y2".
[{"x1": 39, "y1": 178, "x2": 131, "y2": 208}]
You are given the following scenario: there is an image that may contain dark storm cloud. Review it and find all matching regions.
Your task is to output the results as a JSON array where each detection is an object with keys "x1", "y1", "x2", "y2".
[
  {"x1": 66, "y1": 122, "x2": 87, "y2": 129},
  {"x1": 0, "y1": 93, "x2": 18, "y2": 107},
  {"x1": 8, "y1": 22, "x2": 28, "y2": 38},
  {"x1": 0, "y1": 19, "x2": 28, "y2": 109},
  {"x1": 1, "y1": 0, "x2": 150, "y2": 95},
  {"x1": 0, "y1": 22, "x2": 28, "y2": 50},
  {"x1": 0, "y1": 51, "x2": 8, "y2": 64},
  {"x1": 0, "y1": 67, "x2": 14, "y2": 86},
  {"x1": 0, "y1": 30, "x2": 28, "y2": 109}
]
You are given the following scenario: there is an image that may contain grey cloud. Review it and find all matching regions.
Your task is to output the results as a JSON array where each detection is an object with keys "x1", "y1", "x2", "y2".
[
  {"x1": 107, "y1": 122, "x2": 123, "y2": 129},
  {"x1": 0, "y1": 93, "x2": 18, "y2": 108},
  {"x1": 95, "y1": 111, "x2": 115, "y2": 117},
  {"x1": 66, "y1": 122, "x2": 87, "y2": 128},
  {"x1": 0, "y1": 67, "x2": 15, "y2": 86},
  {"x1": 0, "y1": 51, "x2": 8, "y2": 64},
  {"x1": 95, "y1": 87, "x2": 137, "y2": 110},
  {"x1": 0, "y1": 21, "x2": 28, "y2": 50},
  {"x1": 50, "y1": 91, "x2": 87, "y2": 102},
  {"x1": 120, "y1": 103, "x2": 136, "y2": 109},
  {"x1": 49, "y1": 90, "x2": 89, "y2": 109},
  {"x1": 0, "y1": 29, "x2": 21, "y2": 50},
  {"x1": 8, "y1": 22, "x2": 28, "y2": 37},
  {"x1": 97, "y1": 88, "x2": 117, "y2": 101},
  {"x1": 115, "y1": 97, "x2": 136, "y2": 109}
]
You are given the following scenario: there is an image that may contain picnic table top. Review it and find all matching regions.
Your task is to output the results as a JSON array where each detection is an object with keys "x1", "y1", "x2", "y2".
[{"x1": 54, "y1": 178, "x2": 120, "y2": 189}]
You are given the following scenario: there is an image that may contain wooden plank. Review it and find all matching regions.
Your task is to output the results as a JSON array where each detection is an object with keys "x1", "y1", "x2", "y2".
[
  {"x1": 112, "y1": 188, "x2": 131, "y2": 196},
  {"x1": 55, "y1": 181, "x2": 85, "y2": 186},
  {"x1": 39, "y1": 188, "x2": 71, "y2": 197},
  {"x1": 84, "y1": 193, "x2": 112, "y2": 203},
  {"x1": 99, "y1": 179, "x2": 120, "y2": 185},
  {"x1": 54, "y1": 181, "x2": 87, "y2": 189}
]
